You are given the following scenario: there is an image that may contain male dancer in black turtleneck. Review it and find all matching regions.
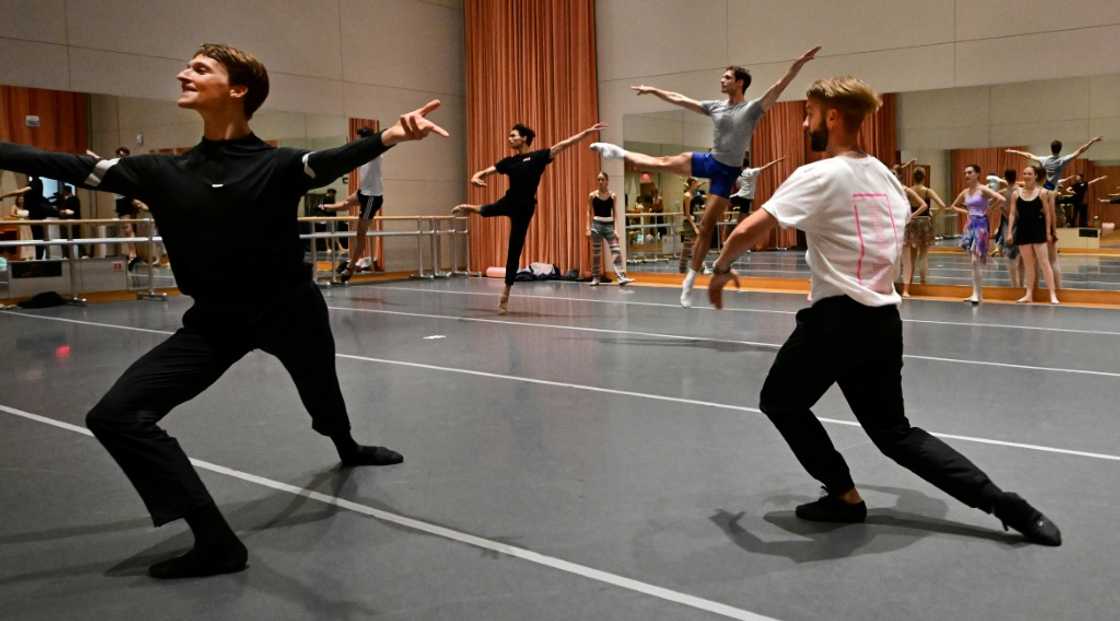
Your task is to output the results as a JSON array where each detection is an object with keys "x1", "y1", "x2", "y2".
[{"x1": 0, "y1": 43, "x2": 448, "y2": 579}]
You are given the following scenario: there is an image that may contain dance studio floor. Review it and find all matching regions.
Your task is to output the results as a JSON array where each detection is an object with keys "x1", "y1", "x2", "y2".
[
  {"x1": 636, "y1": 249, "x2": 1120, "y2": 290},
  {"x1": 2, "y1": 278, "x2": 1118, "y2": 620}
]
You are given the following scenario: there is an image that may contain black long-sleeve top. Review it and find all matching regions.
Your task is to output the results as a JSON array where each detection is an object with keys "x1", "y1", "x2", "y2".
[{"x1": 1, "y1": 132, "x2": 391, "y2": 300}]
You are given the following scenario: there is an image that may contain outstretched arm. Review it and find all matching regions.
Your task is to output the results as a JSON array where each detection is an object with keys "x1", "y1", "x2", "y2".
[
  {"x1": 1071, "y1": 136, "x2": 1103, "y2": 159},
  {"x1": 321, "y1": 192, "x2": 360, "y2": 211},
  {"x1": 630, "y1": 85, "x2": 707, "y2": 115},
  {"x1": 0, "y1": 186, "x2": 31, "y2": 200},
  {"x1": 470, "y1": 165, "x2": 498, "y2": 188},
  {"x1": 707, "y1": 208, "x2": 780, "y2": 309},
  {"x1": 302, "y1": 100, "x2": 448, "y2": 188},
  {"x1": 758, "y1": 46, "x2": 821, "y2": 112},
  {"x1": 1005, "y1": 148, "x2": 1042, "y2": 162},
  {"x1": 550, "y1": 123, "x2": 607, "y2": 157},
  {"x1": 1087, "y1": 175, "x2": 1108, "y2": 187},
  {"x1": 0, "y1": 143, "x2": 149, "y2": 197},
  {"x1": 757, "y1": 157, "x2": 785, "y2": 174},
  {"x1": 892, "y1": 159, "x2": 917, "y2": 176}
]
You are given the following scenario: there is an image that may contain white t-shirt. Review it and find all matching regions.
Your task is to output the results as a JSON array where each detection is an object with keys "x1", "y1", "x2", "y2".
[
  {"x1": 358, "y1": 158, "x2": 383, "y2": 196},
  {"x1": 763, "y1": 155, "x2": 910, "y2": 307},
  {"x1": 733, "y1": 167, "x2": 761, "y2": 199}
]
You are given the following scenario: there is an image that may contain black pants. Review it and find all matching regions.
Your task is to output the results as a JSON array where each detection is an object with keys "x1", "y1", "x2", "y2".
[
  {"x1": 758, "y1": 296, "x2": 1002, "y2": 511},
  {"x1": 481, "y1": 197, "x2": 535, "y2": 286},
  {"x1": 1074, "y1": 203, "x2": 1088, "y2": 228},
  {"x1": 30, "y1": 223, "x2": 47, "y2": 260},
  {"x1": 86, "y1": 282, "x2": 353, "y2": 526}
]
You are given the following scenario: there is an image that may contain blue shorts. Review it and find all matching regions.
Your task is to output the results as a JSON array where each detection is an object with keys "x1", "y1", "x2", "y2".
[{"x1": 691, "y1": 152, "x2": 741, "y2": 199}]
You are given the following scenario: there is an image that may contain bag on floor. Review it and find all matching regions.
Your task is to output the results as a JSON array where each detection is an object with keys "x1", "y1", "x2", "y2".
[{"x1": 18, "y1": 291, "x2": 67, "y2": 309}]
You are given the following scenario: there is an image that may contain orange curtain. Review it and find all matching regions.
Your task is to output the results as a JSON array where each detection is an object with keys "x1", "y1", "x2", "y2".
[
  {"x1": 465, "y1": 0, "x2": 600, "y2": 275},
  {"x1": 950, "y1": 146, "x2": 1025, "y2": 231},
  {"x1": 749, "y1": 93, "x2": 898, "y2": 249},
  {"x1": 749, "y1": 101, "x2": 806, "y2": 249},
  {"x1": 348, "y1": 117, "x2": 382, "y2": 271},
  {"x1": 0, "y1": 85, "x2": 88, "y2": 153}
]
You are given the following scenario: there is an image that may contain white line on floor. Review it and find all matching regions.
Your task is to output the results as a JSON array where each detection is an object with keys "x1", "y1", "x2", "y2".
[
  {"x1": 365, "y1": 285, "x2": 1120, "y2": 337},
  {"x1": 324, "y1": 304, "x2": 1120, "y2": 378},
  {"x1": 0, "y1": 403, "x2": 778, "y2": 621},
  {"x1": 4, "y1": 311, "x2": 1118, "y2": 463}
]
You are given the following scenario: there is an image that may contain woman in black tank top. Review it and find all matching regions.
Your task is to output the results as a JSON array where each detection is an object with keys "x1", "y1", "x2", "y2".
[
  {"x1": 586, "y1": 172, "x2": 633, "y2": 286},
  {"x1": 1008, "y1": 165, "x2": 1059, "y2": 304}
]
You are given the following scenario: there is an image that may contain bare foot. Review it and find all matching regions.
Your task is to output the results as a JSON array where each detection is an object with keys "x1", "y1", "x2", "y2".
[{"x1": 1016, "y1": 295, "x2": 1031, "y2": 304}]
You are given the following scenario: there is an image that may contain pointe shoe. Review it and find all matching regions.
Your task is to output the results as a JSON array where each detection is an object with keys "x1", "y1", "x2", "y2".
[{"x1": 498, "y1": 293, "x2": 509, "y2": 315}]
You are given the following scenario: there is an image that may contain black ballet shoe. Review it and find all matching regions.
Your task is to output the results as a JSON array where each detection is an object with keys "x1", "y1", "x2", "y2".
[
  {"x1": 340, "y1": 445, "x2": 404, "y2": 467},
  {"x1": 795, "y1": 493, "x2": 867, "y2": 523},
  {"x1": 148, "y1": 541, "x2": 248, "y2": 579}
]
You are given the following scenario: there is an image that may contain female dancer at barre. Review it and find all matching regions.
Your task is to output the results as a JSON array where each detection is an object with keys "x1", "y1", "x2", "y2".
[
  {"x1": 586, "y1": 171, "x2": 634, "y2": 286},
  {"x1": 949, "y1": 164, "x2": 1005, "y2": 305},
  {"x1": 452, "y1": 122, "x2": 605, "y2": 314},
  {"x1": 1008, "y1": 164, "x2": 1060, "y2": 304}
]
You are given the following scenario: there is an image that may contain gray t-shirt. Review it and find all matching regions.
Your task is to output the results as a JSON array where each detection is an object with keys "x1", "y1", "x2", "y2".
[
  {"x1": 701, "y1": 98, "x2": 764, "y2": 168},
  {"x1": 1038, "y1": 153, "x2": 1074, "y2": 184},
  {"x1": 733, "y1": 167, "x2": 762, "y2": 199}
]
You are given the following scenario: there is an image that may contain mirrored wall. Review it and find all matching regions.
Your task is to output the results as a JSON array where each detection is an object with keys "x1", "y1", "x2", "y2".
[{"x1": 621, "y1": 73, "x2": 1120, "y2": 291}]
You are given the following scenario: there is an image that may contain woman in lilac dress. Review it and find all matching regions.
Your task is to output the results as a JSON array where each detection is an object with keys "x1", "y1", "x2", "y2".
[{"x1": 950, "y1": 164, "x2": 1005, "y2": 304}]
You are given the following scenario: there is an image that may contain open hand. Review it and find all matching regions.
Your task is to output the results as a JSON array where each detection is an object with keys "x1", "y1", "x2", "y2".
[
  {"x1": 384, "y1": 99, "x2": 450, "y2": 145},
  {"x1": 797, "y1": 46, "x2": 822, "y2": 65},
  {"x1": 708, "y1": 269, "x2": 741, "y2": 310},
  {"x1": 470, "y1": 173, "x2": 487, "y2": 187},
  {"x1": 630, "y1": 85, "x2": 655, "y2": 95}
]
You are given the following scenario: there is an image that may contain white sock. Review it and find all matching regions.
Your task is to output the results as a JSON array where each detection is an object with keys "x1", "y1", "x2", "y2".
[
  {"x1": 590, "y1": 142, "x2": 627, "y2": 160},
  {"x1": 682, "y1": 268, "x2": 697, "y2": 291}
]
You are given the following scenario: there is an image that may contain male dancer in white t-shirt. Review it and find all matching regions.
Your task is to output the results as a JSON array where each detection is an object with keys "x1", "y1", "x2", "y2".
[
  {"x1": 321, "y1": 127, "x2": 384, "y2": 282},
  {"x1": 591, "y1": 47, "x2": 820, "y2": 307},
  {"x1": 708, "y1": 76, "x2": 1061, "y2": 546}
]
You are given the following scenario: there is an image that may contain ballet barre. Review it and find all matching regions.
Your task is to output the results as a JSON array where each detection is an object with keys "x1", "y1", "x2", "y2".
[{"x1": 0, "y1": 214, "x2": 472, "y2": 302}]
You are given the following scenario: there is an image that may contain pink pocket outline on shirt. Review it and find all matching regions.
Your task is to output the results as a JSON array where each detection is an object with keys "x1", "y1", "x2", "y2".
[{"x1": 850, "y1": 192, "x2": 900, "y2": 290}]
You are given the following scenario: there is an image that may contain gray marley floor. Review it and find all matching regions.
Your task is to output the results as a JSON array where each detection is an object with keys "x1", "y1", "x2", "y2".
[{"x1": 1, "y1": 278, "x2": 1118, "y2": 620}]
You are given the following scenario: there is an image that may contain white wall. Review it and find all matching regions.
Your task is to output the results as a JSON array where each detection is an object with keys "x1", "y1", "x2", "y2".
[
  {"x1": 0, "y1": 0, "x2": 466, "y2": 273},
  {"x1": 898, "y1": 75, "x2": 1120, "y2": 161},
  {"x1": 596, "y1": 0, "x2": 1120, "y2": 195}
]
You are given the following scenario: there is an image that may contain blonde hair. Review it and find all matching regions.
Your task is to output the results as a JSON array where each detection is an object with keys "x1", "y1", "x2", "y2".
[{"x1": 805, "y1": 76, "x2": 881, "y2": 130}]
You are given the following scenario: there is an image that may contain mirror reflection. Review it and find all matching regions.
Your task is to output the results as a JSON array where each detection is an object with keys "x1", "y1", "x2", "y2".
[{"x1": 621, "y1": 75, "x2": 1120, "y2": 292}]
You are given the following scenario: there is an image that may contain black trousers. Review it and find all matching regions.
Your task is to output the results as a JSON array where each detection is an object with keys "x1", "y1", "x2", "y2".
[
  {"x1": 758, "y1": 296, "x2": 1002, "y2": 511},
  {"x1": 86, "y1": 282, "x2": 353, "y2": 526},
  {"x1": 30, "y1": 223, "x2": 47, "y2": 259},
  {"x1": 1074, "y1": 203, "x2": 1088, "y2": 228},
  {"x1": 481, "y1": 197, "x2": 535, "y2": 286}
]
